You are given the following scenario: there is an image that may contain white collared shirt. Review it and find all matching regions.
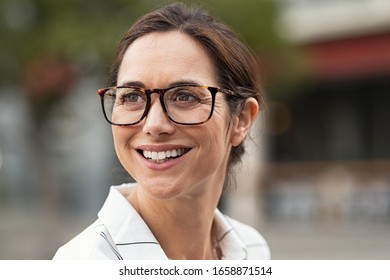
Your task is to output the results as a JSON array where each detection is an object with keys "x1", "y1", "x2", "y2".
[{"x1": 53, "y1": 183, "x2": 270, "y2": 260}]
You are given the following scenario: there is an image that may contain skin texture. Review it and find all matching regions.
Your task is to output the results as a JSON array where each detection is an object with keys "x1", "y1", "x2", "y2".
[{"x1": 112, "y1": 31, "x2": 258, "y2": 259}]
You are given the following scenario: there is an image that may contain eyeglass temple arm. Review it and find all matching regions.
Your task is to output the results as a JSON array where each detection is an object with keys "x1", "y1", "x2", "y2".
[{"x1": 221, "y1": 87, "x2": 256, "y2": 98}]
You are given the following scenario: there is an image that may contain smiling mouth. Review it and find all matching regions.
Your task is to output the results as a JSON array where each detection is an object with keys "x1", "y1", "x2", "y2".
[{"x1": 137, "y1": 148, "x2": 191, "y2": 164}]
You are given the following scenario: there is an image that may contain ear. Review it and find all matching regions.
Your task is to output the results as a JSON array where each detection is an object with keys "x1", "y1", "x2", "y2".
[{"x1": 230, "y1": 97, "x2": 259, "y2": 147}]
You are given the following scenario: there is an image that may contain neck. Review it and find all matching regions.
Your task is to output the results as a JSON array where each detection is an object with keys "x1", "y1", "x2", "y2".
[{"x1": 128, "y1": 186, "x2": 222, "y2": 260}]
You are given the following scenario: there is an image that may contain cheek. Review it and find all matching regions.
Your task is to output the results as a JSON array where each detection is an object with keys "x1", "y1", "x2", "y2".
[
  {"x1": 194, "y1": 123, "x2": 233, "y2": 181},
  {"x1": 213, "y1": 96, "x2": 232, "y2": 124},
  {"x1": 200, "y1": 114, "x2": 232, "y2": 158},
  {"x1": 211, "y1": 99, "x2": 234, "y2": 143},
  {"x1": 112, "y1": 127, "x2": 122, "y2": 148},
  {"x1": 112, "y1": 127, "x2": 133, "y2": 158}
]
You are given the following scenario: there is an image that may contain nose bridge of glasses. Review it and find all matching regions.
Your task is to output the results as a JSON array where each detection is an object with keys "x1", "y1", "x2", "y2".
[
  {"x1": 147, "y1": 88, "x2": 167, "y2": 96},
  {"x1": 146, "y1": 89, "x2": 168, "y2": 114}
]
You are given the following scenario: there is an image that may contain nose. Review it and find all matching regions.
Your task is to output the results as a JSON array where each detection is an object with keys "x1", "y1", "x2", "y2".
[{"x1": 142, "y1": 96, "x2": 176, "y2": 136}]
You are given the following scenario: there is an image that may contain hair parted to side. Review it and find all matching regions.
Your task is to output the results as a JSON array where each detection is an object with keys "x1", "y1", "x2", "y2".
[{"x1": 108, "y1": 2, "x2": 265, "y2": 189}]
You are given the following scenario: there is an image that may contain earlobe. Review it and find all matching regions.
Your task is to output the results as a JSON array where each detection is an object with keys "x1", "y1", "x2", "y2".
[{"x1": 230, "y1": 98, "x2": 259, "y2": 147}]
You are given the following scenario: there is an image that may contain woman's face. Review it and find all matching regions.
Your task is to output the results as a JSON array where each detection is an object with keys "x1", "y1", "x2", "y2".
[{"x1": 114, "y1": 31, "x2": 241, "y2": 200}]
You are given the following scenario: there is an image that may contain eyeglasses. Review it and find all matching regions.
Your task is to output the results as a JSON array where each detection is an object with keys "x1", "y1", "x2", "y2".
[{"x1": 97, "y1": 84, "x2": 240, "y2": 126}]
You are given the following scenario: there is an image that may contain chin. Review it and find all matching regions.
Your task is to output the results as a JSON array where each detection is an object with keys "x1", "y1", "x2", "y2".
[{"x1": 139, "y1": 179, "x2": 185, "y2": 200}]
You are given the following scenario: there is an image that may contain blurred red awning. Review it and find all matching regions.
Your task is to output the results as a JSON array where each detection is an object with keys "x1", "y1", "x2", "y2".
[{"x1": 305, "y1": 32, "x2": 390, "y2": 79}]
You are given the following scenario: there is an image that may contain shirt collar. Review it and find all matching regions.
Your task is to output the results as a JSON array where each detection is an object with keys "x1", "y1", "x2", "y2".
[
  {"x1": 213, "y1": 208, "x2": 248, "y2": 260},
  {"x1": 98, "y1": 184, "x2": 247, "y2": 259}
]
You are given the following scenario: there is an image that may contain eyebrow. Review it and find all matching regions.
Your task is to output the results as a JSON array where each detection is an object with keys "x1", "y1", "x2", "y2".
[
  {"x1": 119, "y1": 79, "x2": 203, "y2": 89},
  {"x1": 119, "y1": 81, "x2": 145, "y2": 88},
  {"x1": 167, "y1": 79, "x2": 202, "y2": 88}
]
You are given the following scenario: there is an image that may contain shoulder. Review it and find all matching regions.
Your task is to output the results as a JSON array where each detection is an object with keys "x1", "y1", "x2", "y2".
[
  {"x1": 226, "y1": 216, "x2": 271, "y2": 260},
  {"x1": 53, "y1": 184, "x2": 134, "y2": 260},
  {"x1": 53, "y1": 220, "x2": 118, "y2": 260}
]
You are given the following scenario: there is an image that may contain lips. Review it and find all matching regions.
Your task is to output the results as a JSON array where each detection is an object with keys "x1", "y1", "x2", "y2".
[{"x1": 137, "y1": 146, "x2": 191, "y2": 164}]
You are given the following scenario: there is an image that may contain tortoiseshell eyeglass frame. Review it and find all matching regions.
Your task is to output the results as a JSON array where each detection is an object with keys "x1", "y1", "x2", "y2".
[{"x1": 97, "y1": 84, "x2": 247, "y2": 126}]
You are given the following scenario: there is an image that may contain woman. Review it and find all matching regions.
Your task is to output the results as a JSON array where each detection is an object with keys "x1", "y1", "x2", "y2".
[{"x1": 54, "y1": 2, "x2": 270, "y2": 260}]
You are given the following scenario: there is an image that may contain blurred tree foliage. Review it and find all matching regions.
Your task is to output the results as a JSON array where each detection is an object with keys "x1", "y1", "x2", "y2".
[{"x1": 0, "y1": 0, "x2": 285, "y2": 89}]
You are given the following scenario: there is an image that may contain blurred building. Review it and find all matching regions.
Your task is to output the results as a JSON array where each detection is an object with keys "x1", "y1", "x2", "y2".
[{"x1": 262, "y1": 0, "x2": 390, "y2": 225}]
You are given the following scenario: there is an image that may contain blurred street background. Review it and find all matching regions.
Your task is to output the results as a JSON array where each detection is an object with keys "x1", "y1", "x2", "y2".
[{"x1": 0, "y1": 0, "x2": 389, "y2": 259}]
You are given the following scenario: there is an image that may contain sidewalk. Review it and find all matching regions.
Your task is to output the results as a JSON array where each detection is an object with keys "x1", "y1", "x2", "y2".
[{"x1": 262, "y1": 222, "x2": 390, "y2": 259}]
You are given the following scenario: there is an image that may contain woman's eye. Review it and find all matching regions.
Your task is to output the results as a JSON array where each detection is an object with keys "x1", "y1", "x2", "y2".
[
  {"x1": 120, "y1": 92, "x2": 145, "y2": 104},
  {"x1": 173, "y1": 91, "x2": 199, "y2": 102}
]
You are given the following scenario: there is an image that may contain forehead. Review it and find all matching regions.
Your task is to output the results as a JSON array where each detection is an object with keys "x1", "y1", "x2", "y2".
[{"x1": 117, "y1": 31, "x2": 217, "y2": 87}]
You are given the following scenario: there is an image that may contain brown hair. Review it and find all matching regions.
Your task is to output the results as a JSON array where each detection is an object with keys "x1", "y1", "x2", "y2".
[{"x1": 108, "y1": 2, "x2": 264, "y2": 188}]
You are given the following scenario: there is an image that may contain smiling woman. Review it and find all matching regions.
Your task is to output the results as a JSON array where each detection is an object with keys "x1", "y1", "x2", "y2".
[{"x1": 53, "y1": 2, "x2": 270, "y2": 260}]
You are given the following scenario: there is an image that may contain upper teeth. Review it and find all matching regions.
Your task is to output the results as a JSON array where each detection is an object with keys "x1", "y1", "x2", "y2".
[{"x1": 143, "y1": 149, "x2": 187, "y2": 160}]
